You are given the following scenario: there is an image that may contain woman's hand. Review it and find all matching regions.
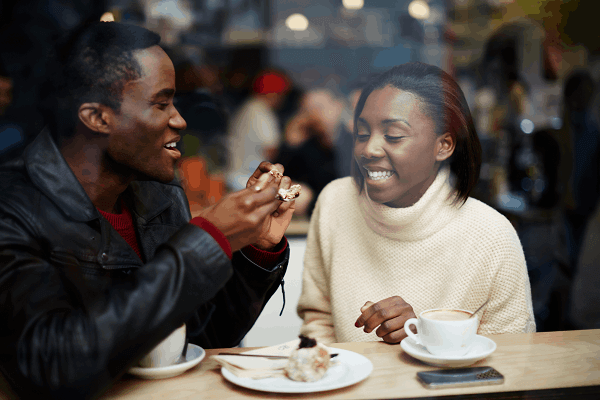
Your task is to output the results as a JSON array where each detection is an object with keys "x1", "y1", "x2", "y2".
[{"x1": 354, "y1": 297, "x2": 417, "y2": 344}]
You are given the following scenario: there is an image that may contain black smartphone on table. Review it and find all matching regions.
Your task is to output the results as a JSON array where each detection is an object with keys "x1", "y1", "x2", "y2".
[{"x1": 417, "y1": 366, "x2": 504, "y2": 389}]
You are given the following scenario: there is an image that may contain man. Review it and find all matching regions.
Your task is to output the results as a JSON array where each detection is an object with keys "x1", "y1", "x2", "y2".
[
  {"x1": 226, "y1": 70, "x2": 289, "y2": 191},
  {"x1": 0, "y1": 22, "x2": 295, "y2": 399}
]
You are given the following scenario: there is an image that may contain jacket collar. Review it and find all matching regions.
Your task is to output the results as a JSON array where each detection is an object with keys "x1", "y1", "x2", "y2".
[{"x1": 24, "y1": 129, "x2": 173, "y2": 222}]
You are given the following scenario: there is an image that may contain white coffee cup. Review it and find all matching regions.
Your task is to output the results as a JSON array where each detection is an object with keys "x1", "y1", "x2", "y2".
[
  {"x1": 138, "y1": 324, "x2": 186, "y2": 368},
  {"x1": 404, "y1": 309, "x2": 478, "y2": 357}
]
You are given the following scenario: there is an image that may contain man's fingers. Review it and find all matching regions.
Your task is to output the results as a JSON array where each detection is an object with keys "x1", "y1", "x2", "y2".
[
  {"x1": 242, "y1": 185, "x2": 279, "y2": 206},
  {"x1": 247, "y1": 162, "x2": 274, "y2": 187},
  {"x1": 275, "y1": 199, "x2": 294, "y2": 215},
  {"x1": 252, "y1": 193, "x2": 284, "y2": 221},
  {"x1": 252, "y1": 172, "x2": 273, "y2": 191},
  {"x1": 251, "y1": 162, "x2": 285, "y2": 181}
]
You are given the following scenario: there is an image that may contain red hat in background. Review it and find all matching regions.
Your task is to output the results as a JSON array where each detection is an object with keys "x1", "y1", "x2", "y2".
[{"x1": 253, "y1": 71, "x2": 290, "y2": 94}]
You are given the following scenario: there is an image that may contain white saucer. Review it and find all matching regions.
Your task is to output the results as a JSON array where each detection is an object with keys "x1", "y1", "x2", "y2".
[
  {"x1": 128, "y1": 344, "x2": 205, "y2": 380},
  {"x1": 400, "y1": 335, "x2": 496, "y2": 368}
]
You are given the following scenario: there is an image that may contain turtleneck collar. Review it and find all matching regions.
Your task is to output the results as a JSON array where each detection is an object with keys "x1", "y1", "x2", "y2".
[{"x1": 357, "y1": 167, "x2": 460, "y2": 241}]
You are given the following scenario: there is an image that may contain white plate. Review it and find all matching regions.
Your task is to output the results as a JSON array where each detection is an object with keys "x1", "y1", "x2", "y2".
[
  {"x1": 221, "y1": 348, "x2": 373, "y2": 393},
  {"x1": 128, "y1": 344, "x2": 205, "y2": 380},
  {"x1": 401, "y1": 334, "x2": 497, "y2": 368}
]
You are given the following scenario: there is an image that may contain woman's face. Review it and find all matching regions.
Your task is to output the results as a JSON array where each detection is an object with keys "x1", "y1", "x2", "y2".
[{"x1": 354, "y1": 85, "x2": 452, "y2": 208}]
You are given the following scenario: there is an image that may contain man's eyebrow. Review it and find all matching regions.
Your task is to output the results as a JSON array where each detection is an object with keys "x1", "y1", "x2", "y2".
[
  {"x1": 382, "y1": 118, "x2": 411, "y2": 128},
  {"x1": 150, "y1": 88, "x2": 175, "y2": 100}
]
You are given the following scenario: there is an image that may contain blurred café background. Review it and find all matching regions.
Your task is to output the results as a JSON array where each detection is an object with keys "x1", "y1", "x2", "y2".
[{"x1": 1, "y1": 0, "x2": 600, "y2": 345}]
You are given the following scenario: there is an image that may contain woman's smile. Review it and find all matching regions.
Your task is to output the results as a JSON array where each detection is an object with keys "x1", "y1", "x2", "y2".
[{"x1": 364, "y1": 167, "x2": 396, "y2": 182}]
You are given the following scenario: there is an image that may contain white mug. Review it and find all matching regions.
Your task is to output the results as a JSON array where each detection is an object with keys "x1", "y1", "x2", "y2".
[
  {"x1": 138, "y1": 324, "x2": 186, "y2": 368},
  {"x1": 404, "y1": 309, "x2": 478, "y2": 357}
]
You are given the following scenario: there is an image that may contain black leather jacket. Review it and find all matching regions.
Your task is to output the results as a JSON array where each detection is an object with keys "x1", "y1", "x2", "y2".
[{"x1": 0, "y1": 130, "x2": 288, "y2": 399}]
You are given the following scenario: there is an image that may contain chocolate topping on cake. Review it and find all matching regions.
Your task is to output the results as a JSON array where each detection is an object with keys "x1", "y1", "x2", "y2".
[{"x1": 298, "y1": 334, "x2": 317, "y2": 349}]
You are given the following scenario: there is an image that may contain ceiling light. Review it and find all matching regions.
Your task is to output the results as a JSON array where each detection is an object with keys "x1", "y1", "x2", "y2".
[
  {"x1": 343, "y1": 0, "x2": 364, "y2": 10},
  {"x1": 408, "y1": 0, "x2": 430, "y2": 20},
  {"x1": 285, "y1": 13, "x2": 309, "y2": 31},
  {"x1": 100, "y1": 12, "x2": 115, "y2": 22},
  {"x1": 520, "y1": 119, "x2": 534, "y2": 134}
]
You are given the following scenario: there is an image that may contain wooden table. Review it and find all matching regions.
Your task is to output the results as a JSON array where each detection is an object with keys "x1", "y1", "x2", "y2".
[{"x1": 98, "y1": 330, "x2": 600, "y2": 400}]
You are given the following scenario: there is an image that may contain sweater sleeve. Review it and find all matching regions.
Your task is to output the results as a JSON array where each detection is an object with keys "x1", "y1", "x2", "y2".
[
  {"x1": 477, "y1": 220, "x2": 537, "y2": 335},
  {"x1": 296, "y1": 193, "x2": 337, "y2": 344}
]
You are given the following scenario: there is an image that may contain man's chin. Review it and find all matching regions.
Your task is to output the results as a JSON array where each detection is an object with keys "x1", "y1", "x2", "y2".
[{"x1": 135, "y1": 171, "x2": 176, "y2": 184}]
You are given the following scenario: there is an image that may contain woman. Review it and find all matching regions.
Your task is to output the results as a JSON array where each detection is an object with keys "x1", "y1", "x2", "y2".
[{"x1": 297, "y1": 63, "x2": 536, "y2": 344}]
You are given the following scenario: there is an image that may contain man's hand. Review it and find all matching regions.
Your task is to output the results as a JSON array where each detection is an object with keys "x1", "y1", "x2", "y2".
[
  {"x1": 354, "y1": 297, "x2": 417, "y2": 344},
  {"x1": 245, "y1": 162, "x2": 295, "y2": 250},
  {"x1": 198, "y1": 169, "x2": 282, "y2": 253}
]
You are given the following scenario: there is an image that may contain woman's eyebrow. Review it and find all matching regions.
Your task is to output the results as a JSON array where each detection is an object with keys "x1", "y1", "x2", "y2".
[{"x1": 382, "y1": 118, "x2": 411, "y2": 128}]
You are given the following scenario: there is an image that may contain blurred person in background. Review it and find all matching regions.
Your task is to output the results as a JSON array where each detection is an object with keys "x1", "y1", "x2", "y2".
[
  {"x1": 476, "y1": 24, "x2": 568, "y2": 332},
  {"x1": 275, "y1": 88, "x2": 345, "y2": 216},
  {"x1": 557, "y1": 70, "x2": 600, "y2": 275},
  {"x1": 558, "y1": 70, "x2": 600, "y2": 330},
  {"x1": 226, "y1": 70, "x2": 290, "y2": 191},
  {"x1": 0, "y1": 22, "x2": 295, "y2": 399},
  {"x1": 570, "y1": 202, "x2": 600, "y2": 329}
]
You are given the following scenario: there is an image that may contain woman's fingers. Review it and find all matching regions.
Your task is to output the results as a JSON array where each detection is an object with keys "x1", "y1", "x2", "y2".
[
  {"x1": 381, "y1": 327, "x2": 408, "y2": 344},
  {"x1": 375, "y1": 316, "x2": 405, "y2": 339},
  {"x1": 355, "y1": 296, "x2": 415, "y2": 335},
  {"x1": 360, "y1": 301, "x2": 375, "y2": 313}
]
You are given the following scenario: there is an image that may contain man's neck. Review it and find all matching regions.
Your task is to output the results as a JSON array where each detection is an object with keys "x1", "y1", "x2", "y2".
[{"x1": 60, "y1": 128, "x2": 133, "y2": 213}]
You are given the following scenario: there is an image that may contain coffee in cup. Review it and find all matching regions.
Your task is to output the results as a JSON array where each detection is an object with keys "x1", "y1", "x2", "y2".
[
  {"x1": 404, "y1": 309, "x2": 477, "y2": 357},
  {"x1": 138, "y1": 324, "x2": 186, "y2": 368},
  {"x1": 422, "y1": 310, "x2": 471, "y2": 321}
]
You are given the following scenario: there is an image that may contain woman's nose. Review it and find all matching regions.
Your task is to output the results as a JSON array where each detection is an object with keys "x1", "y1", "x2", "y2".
[
  {"x1": 361, "y1": 135, "x2": 385, "y2": 158},
  {"x1": 170, "y1": 108, "x2": 187, "y2": 131}
]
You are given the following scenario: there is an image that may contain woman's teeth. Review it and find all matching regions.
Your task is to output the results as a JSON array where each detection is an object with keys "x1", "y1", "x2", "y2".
[
  {"x1": 367, "y1": 170, "x2": 394, "y2": 180},
  {"x1": 164, "y1": 142, "x2": 177, "y2": 149}
]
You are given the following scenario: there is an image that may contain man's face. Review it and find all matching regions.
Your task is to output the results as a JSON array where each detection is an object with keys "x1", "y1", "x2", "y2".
[{"x1": 106, "y1": 45, "x2": 186, "y2": 183}]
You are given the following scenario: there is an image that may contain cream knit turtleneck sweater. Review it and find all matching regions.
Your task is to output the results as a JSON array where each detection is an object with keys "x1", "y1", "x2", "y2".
[{"x1": 297, "y1": 169, "x2": 536, "y2": 344}]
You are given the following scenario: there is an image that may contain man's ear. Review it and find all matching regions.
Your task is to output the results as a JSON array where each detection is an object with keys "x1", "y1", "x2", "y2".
[
  {"x1": 436, "y1": 132, "x2": 455, "y2": 162},
  {"x1": 78, "y1": 103, "x2": 112, "y2": 134}
]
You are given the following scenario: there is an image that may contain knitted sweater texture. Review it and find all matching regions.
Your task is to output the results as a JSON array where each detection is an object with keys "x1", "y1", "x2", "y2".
[{"x1": 297, "y1": 169, "x2": 536, "y2": 343}]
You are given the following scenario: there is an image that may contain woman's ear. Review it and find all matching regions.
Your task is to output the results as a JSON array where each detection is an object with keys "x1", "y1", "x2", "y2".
[
  {"x1": 78, "y1": 103, "x2": 111, "y2": 134},
  {"x1": 436, "y1": 132, "x2": 455, "y2": 162}
]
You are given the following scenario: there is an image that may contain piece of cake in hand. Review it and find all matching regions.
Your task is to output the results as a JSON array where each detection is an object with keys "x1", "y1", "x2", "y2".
[
  {"x1": 276, "y1": 184, "x2": 301, "y2": 202},
  {"x1": 269, "y1": 169, "x2": 283, "y2": 180},
  {"x1": 285, "y1": 335, "x2": 330, "y2": 382}
]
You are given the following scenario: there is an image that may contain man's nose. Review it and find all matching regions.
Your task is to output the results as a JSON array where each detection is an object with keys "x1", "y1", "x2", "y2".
[{"x1": 170, "y1": 108, "x2": 187, "y2": 131}]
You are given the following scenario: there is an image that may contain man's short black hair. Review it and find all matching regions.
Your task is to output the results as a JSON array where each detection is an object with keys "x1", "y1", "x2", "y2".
[{"x1": 39, "y1": 22, "x2": 161, "y2": 141}]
